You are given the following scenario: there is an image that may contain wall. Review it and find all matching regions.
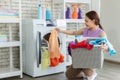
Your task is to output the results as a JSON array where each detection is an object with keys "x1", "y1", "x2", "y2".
[
  {"x1": 91, "y1": 0, "x2": 100, "y2": 16},
  {"x1": 101, "y1": 0, "x2": 120, "y2": 62},
  {"x1": 21, "y1": 0, "x2": 52, "y2": 18}
]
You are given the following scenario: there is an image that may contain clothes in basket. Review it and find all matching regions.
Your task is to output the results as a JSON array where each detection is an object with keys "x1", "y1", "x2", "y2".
[{"x1": 71, "y1": 37, "x2": 104, "y2": 69}]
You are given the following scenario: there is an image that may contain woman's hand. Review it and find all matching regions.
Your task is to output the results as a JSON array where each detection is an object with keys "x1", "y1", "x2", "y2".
[
  {"x1": 100, "y1": 43, "x2": 108, "y2": 51},
  {"x1": 55, "y1": 27, "x2": 61, "y2": 32}
]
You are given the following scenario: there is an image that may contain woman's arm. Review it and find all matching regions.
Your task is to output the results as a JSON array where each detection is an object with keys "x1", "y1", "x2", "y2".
[
  {"x1": 99, "y1": 31, "x2": 107, "y2": 38},
  {"x1": 55, "y1": 27, "x2": 84, "y2": 35},
  {"x1": 99, "y1": 31, "x2": 108, "y2": 51}
]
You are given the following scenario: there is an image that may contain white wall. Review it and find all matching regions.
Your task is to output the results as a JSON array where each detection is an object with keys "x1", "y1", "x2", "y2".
[
  {"x1": 101, "y1": 0, "x2": 120, "y2": 62},
  {"x1": 91, "y1": 0, "x2": 100, "y2": 16}
]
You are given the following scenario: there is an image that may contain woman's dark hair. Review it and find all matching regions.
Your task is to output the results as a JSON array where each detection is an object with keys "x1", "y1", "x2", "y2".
[{"x1": 86, "y1": 11, "x2": 103, "y2": 30}]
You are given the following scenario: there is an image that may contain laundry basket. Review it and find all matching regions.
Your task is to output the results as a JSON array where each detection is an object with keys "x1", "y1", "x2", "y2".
[{"x1": 71, "y1": 37, "x2": 104, "y2": 69}]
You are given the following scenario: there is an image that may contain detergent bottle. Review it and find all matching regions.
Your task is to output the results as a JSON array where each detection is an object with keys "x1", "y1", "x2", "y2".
[
  {"x1": 66, "y1": 5, "x2": 71, "y2": 19},
  {"x1": 37, "y1": 4, "x2": 42, "y2": 19},
  {"x1": 78, "y1": 4, "x2": 82, "y2": 19},
  {"x1": 78, "y1": 8, "x2": 82, "y2": 19},
  {"x1": 75, "y1": 35, "x2": 78, "y2": 43},
  {"x1": 46, "y1": 4, "x2": 52, "y2": 20},
  {"x1": 72, "y1": 4, "x2": 78, "y2": 19},
  {"x1": 42, "y1": 5, "x2": 46, "y2": 20}
]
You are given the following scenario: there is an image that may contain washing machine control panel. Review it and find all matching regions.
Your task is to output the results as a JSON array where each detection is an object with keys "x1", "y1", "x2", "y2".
[{"x1": 46, "y1": 19, "x2": 57, "y2": 27}]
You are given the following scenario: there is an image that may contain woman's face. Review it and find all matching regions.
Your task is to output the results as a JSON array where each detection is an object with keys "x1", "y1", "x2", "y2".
[{"x1": 85, "y1": 16, "x2": 95, "y2": 29}]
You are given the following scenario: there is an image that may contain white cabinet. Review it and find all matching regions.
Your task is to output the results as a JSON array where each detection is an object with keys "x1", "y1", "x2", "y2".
[
  {"x1": 0, "y1": 0, "x2": 22, "y2": 78},
  {"x1": 52, "y1": 0, "x2": 91, "y2": 66}
]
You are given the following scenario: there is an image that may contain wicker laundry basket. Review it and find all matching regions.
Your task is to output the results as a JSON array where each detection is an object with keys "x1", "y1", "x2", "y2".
[{"x1": 71, "y1": 38, "x2": 104, "y2": 69}]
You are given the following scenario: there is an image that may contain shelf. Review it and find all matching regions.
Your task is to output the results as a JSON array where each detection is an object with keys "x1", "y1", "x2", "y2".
[
  {"x1": 65, "y1": 0, "x2": 91, "y2": 4},
  {"x1": 53, "y1": 0, "x2": 91, "y2": 4},
  {"x1": 0, "y1": 67, "x2": 21, "y2": 78},
  {"x1": 0, "y1": 0, "x2": 22, "y2": 79},
  {"x1": 0, "y1": 41, "x2": 20, "y2": 47},
  {"x1": 66, "y1": 19, "x2": 85, "y2": 23},
  {"x1": 0, "y1": 18, "x2": 20, "y2": 23}
]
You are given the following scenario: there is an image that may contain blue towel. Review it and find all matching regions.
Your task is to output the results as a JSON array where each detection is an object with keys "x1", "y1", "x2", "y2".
[{"x1": 89, "y1": 37, "x2": 116, "y2": 56}]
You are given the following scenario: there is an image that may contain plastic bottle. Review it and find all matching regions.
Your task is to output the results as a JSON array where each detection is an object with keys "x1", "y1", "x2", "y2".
[
  {"x1": 38, "y1": 4, "x2": 42, "y2": 19},
  {"x1": 46, "y1": 5, "x2": 51, "y2": 20},
  {"x1": 42, "y1": 6, "x2": 46, "y2": 20},
  {"x1": 78, "y1": 7, "x2": 82, "y2": 19},
  {"x1": 66, "y1": 5, "x2": 71, "y2": 19},
  {"x1": 75, "y1": 35, "x2": 78, "y2": 43},
  {"x1": 72, "y1": 4, "x2": 78, "y2": 19}
]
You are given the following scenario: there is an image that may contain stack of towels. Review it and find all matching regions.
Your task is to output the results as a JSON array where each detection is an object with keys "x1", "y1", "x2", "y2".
[
  {"x1": 0, "y1": 35, "x2": 7, "y2": 42},
  {"x1": 0, "y1": 6, "x2": 19, "y2": 18}
]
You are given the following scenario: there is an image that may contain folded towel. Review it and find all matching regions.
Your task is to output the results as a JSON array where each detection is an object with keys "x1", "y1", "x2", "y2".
[{"x1": 0, "y1": 12, "x2": 19, "y2": 16}]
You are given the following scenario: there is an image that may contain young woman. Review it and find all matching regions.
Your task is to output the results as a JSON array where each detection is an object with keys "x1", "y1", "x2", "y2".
[{"x1": 55, "y1": 11, "x2": 108, "y2": 80}]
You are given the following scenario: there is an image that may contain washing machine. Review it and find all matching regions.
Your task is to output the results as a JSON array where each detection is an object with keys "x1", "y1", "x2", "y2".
[{"x1": 22, "y1": 19, "x2": 66, "y2": 77}]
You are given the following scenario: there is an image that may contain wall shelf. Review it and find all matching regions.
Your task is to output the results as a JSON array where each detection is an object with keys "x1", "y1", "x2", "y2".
[
  {"x1": 0, "y1": 67, "x2": 21, "y2": 78},
  {"x1": 65, "y1": 0, "x2": 91, "y2": 3},
  {"x1": 66, "y1": 19, "x2": 85, "y2": 23},
  {"x1": 0, "y1": 18, "x2": 20, "y2": 23},
  {"x1": 0, "y1": 41, "x2": 20, "y2": 47},
  {"x1": 53, "y1": 0, "x2": 91, "y2": 4},
  {"x1": 0, "y1": 0, "x2": 22, "y2": 79}
]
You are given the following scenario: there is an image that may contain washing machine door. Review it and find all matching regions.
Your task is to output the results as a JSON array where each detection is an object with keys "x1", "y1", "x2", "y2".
[{"x1": 36, "y1": 31, "x2": 42, "y2": 67}]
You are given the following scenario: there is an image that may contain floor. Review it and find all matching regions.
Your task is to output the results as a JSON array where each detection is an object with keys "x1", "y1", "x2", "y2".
[{"x1": 2, "y1": 61, "x2": 120, "y2": 80}]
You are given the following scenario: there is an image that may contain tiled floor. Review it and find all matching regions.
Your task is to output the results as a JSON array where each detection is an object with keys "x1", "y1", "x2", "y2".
[{"x1": 2, "y1": 61, "x2": 120, "y2": 80}]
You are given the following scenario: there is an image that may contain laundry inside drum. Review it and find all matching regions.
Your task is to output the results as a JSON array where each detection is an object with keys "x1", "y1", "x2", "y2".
[{"x1": 43, "y1": 33, "x2": 60, "y2": 47}]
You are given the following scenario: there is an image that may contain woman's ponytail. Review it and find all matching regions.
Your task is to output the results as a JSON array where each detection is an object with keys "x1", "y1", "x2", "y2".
[{"x1": 99, "y1": 24, "x2": 103, "y2": 30}]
